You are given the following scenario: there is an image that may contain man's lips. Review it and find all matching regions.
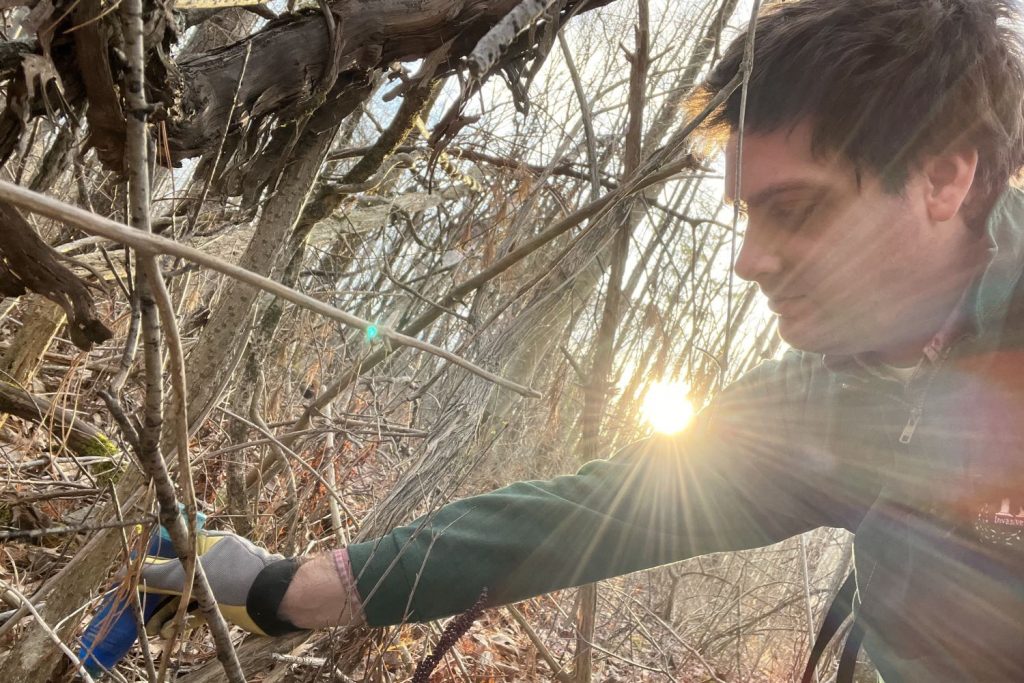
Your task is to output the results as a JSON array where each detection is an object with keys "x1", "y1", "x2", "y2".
[{"x1": 767, "y1": 295, "x2": 805, "y2": 315}]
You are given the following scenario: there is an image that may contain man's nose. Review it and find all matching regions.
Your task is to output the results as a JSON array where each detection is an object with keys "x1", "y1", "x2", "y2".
[{"x1": 734, "y1": 225, "x2": 785, "y2": 284}]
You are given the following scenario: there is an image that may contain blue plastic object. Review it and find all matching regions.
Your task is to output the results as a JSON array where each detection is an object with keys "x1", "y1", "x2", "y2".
[{"x1": 77, "y1": 508, "x2": 206, "y2": 676}]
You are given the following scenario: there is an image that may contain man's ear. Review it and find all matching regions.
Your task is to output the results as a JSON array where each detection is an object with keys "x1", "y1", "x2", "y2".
[{"x1": 921, "y1": 146, "x2": 979, "y2": 223}]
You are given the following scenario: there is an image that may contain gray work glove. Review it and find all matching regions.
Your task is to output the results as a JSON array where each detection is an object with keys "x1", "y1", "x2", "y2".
[{"x1": 140, "y1": 529, "x2": 305, "y2": 637}]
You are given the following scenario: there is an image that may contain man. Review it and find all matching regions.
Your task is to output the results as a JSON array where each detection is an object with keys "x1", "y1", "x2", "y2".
[{"x1": 134, "y1": 1, "x2": 1024, "y2": 680}]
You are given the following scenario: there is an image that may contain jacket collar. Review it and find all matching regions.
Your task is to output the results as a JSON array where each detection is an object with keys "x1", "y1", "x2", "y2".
[{"x1": 972, "y1": 185, "x2": 1024, "y2": 339}]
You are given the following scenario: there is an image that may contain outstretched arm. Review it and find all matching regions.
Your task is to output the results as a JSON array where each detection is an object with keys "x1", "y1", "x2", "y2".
[{"x1": 280, "y1": 351, "x2": 882, "y2": 628}]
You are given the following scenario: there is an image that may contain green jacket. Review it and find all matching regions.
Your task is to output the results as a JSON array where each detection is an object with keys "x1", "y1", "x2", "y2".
[{"x1": 348, "y1": 188, "x2": 1024, "y2": 681}]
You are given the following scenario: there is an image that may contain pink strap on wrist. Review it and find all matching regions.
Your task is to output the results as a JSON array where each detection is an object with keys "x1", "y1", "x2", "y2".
[{"x1": 332, "y1": 548, "x2": 368, "y2": 627}]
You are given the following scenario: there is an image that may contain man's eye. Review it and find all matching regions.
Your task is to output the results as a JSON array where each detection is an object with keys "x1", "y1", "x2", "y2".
[{"x1": 770, "y1": 202, "x2": 815, "y2": 229}]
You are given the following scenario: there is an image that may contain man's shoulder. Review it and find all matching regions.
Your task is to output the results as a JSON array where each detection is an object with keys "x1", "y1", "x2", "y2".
[
  {"x1": 731, "y1": 348, "x2": 830, "y2": 393},
  {"x1": 718, "y1": 349, "x2": 835, "y2": 414}
]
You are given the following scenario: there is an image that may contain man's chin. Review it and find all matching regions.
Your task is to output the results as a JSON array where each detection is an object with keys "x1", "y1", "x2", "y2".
[{"x1": 776, "y1": 316, "x2": 854, "y2": 356}]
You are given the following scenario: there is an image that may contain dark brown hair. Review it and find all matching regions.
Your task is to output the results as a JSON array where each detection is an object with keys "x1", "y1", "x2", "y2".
[{"x1": 692, "y1": 0, "x2": 1024, "y2": 208}]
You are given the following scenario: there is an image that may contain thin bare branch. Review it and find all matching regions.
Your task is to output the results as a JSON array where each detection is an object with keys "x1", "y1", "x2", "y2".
[
  {"x1": 0, "y1": 580, "x2": 97, "y2": 683},
  {"x1": 0, "y1": 180, "x2": 540, "y2": 398},
  {"x1": 118, "y1": 0, "x2": 245, "y2": 678}
]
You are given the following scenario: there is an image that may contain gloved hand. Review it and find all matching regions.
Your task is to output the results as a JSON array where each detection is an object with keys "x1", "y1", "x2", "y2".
[{"x1": 140, "y1": 529, "x2": 306, "y2": 637}]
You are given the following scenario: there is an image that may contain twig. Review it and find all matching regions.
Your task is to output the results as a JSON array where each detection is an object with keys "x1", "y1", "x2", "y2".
[
  {"x1": 604, "y1": 582, "x2": 726, "y2": 683},
  {"x1": 322, "y1": 403, "x2": 348, "y2": 545},
  {"x1": 110, "y1": 485, "x2": 159, "y2": 683},
  {"x1": 0, "y1": 580, "x2": 96, "y2": 683},
  {"x1": 109, "y1": 252, "x2": 140, "y2": 397},
  {"x1": 145, "y1": 214, "x2": 206, "y2": 683},
  {"x1": 723, "y1": 0, "x2": 761, "y2": 384},
  {"x1": 381, "y1": 258, "x2": 471, "y2": 324},
  {"x1": 0, "y1": 381, "x2": 121, "y2": 459},
  {"x1": 302, "y1": 71, "x2": 739, "y2": 419},
  {"x1": 506, "y1": 604, "x2": 572, "y2": 682},
  {"x1": 216, "y1": 406, "x2": 358, "y2": 522},
  {"x1": 325, "y1": 152, "x2": 419, "y2": 194},
  {"x1": 574, "y1": 5, "x2": 650, "y2": 679},
  {"x1": 4, "y1": 487, "x2": 103, "y2": 504},
  {"x1": 799, "y1": 534, "x2": 820, "y2": 683},
  {"x1": 251, "y1": 371, "x2": 300, "y2": 555},
  {"x1": 0, "y1": 515, "x2": 156, "y2": 541},
  {"x1": 98, "y1": 389, "x2": 142, "y2": 455},
  {"x1": 269, "y1": 653, "x2": 356, "y2": 682},
  {"x1": 557, "y1": 31, "x2": 600, "y2": 202},
  {"x1": 0, "y1": 180, "x2": 541, "y2": 399}
]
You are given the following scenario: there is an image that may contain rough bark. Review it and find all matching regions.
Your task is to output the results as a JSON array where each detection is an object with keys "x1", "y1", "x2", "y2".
[
  {"x1": 160, "y1": 0, "x2": 609, "y2": 159},
  {"x1": 73, "y1": 0, "x2": 126, "y2": 173},
  {"x1": 0, "y1": 295, "x2": 65, "y2": 433},
  {"x1": 0, "y1": 294, "x2": 65, "y2": 386},
  {"x1": 0, "y1": 201, "x2": 112, "y2": 350}
]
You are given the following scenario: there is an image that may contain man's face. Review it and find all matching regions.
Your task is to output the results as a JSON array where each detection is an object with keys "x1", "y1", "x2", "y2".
[{"x1": 725, "y1": 123, "x2": 983, "y2": 362}]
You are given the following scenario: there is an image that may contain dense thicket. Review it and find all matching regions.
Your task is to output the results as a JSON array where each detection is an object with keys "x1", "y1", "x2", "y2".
[{"x1": 0, "y1": 0, "x2": 854, "y2": 680}]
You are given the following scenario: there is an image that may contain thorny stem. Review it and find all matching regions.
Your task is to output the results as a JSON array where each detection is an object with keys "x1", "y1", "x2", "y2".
[{"x1": 118, "y1": 0, "x2": 245, "y2": 680}]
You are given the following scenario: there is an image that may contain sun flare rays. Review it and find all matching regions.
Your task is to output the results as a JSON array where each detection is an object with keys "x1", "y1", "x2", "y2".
[{"x1": 641, "y1": 380, "x2": 695, "y2": 435}]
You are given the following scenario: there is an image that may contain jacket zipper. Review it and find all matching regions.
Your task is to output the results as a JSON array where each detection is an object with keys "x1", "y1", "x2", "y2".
[
  {"x1": 899, "y1": 407, "x2": 922, "y2": 444},
  {"x1": 897, "y1": 336, "x2": 966, "y2": 445}
]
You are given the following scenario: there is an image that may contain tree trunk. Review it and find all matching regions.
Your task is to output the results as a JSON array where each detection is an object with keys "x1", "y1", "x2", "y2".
[{"x1": 180, "y1": 85, "x2": 369, "y2": 440}]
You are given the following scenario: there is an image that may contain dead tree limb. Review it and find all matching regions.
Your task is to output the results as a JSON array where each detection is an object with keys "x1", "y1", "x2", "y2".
[
  {"x1": 0, "y1": 381, "x2": 120, "y2": 458},
  {"x1": 165, "y1": 0, "x2": 613, "y2": 160},
  {"x1": 0, "y1": 201, "x2": 112, "y2": 350}
]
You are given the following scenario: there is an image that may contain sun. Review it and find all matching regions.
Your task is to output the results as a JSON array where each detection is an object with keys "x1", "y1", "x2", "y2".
[{"x1": 641, "y1": 380, "x2": 694, "y2": 435}]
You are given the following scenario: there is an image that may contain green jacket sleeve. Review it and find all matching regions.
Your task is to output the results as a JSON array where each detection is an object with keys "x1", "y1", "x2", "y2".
[{"x1": 347, "y1": 352, "x2": 879, "y2": 626}]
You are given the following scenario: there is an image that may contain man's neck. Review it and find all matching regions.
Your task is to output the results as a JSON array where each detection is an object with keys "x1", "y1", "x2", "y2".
[{"x1": 864, "y1": 347, "x2": 926, "y2": 369}]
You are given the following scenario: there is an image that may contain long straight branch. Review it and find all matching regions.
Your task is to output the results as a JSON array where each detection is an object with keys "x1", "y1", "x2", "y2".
[
  {"x1": 0, "y1": 180, "x2": 540, "y2": 399},
  {"x1": 118, "y1": 0, "x2": 244, "y2": 680}
]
